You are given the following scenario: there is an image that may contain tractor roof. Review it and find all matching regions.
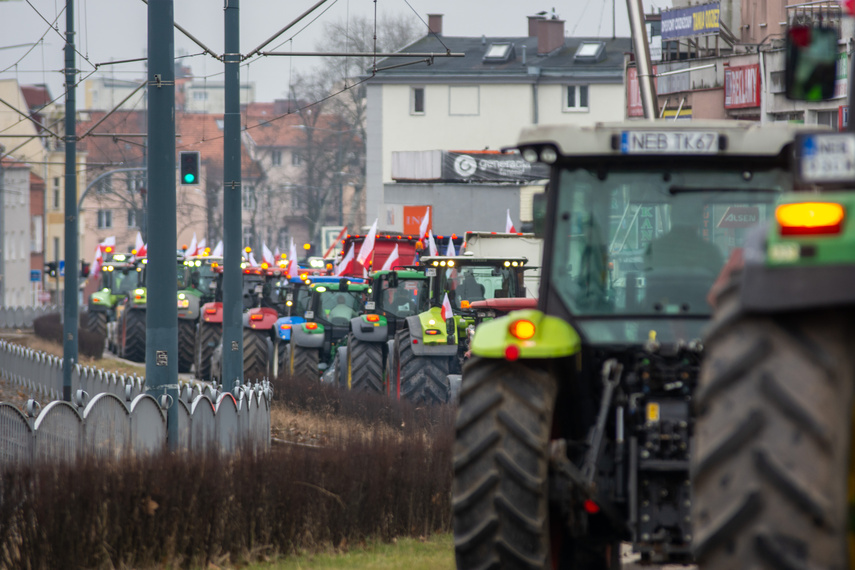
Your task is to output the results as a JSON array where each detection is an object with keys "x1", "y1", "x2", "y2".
[{"x1": 371, "y1": 269, "x2": 428, "y2": 279}]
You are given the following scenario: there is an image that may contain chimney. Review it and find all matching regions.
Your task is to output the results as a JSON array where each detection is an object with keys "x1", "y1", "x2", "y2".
[
  {"x1": 537, "y1": 18, "x2": 565, "y2": 54},
  {"x1": 528, "y1": 15, "x2": 545, "y2": 37},
  {"x1": 428, "y1": 14, "x2": 443, "y2": 36}
]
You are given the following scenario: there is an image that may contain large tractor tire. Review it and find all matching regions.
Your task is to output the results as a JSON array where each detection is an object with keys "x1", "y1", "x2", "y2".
[
  {"x1": 396, "y1": 328, "x2": 451, "y2": 405},
  {"x1": 87, "y1": 310, "x2": 107, "y2": 338},
  {"x1": 243, "y1": 329, "x2": 269, "y2": 382},
  {"x1": 346, "y1": 334, "x2": 384, "y2": 393},
  {"x1": 194, "y1": 321, "x2": 220, "y2": 381},
  {"x1": 290, "y1": 344, "x2": 319, "y2": 380},
  {"x1": 122, "y1": 309, "x2": 146, "y2": 362},
  {"x1": 453, "y1": 357, "x2": 558, "y2": 569},
  {"x1": 177, "y1": 319, "x2": 196, "y2": 373},
  {"x1": 691, "y1": 279, "x2": 855, "y2": 570},
  {"x1": 275, "y1": 341, "x2": 288, "y2": 380}
]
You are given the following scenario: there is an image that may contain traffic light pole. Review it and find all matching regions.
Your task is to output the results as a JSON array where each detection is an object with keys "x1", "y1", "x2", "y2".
[
  {"x1": 146, "y1": 0, "x2": 179, "y2": 448},
  {"x1": 62, "y1": 0, "x2": 78, "y2": 402},
  {"x1": 222, "y1": 0, "x2": 243, "y2": 388}
]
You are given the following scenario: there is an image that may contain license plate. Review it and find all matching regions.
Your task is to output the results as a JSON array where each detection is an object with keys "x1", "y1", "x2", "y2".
[
  {"x1": 798, "y1": 133, "x2": 855, "y2": 183},
  {"x1": 365, "y1": 301, "x2": 376, "y2": 310},
  {"x1": 254, "y1": 285, "x2": 263, "y2": 294},
  {"x1": 620, "y1": 131, "x2": 719, "y2": 154}
]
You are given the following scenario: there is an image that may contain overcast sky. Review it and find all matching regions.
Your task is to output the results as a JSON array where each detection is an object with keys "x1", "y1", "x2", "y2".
[{"x1": 1, "y1": 0, "x2": 669, "y2": 104}]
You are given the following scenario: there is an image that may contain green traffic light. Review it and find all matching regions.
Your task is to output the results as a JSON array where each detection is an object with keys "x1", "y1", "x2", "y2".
[{"x1": 183, "y1": 173, "x2": 196, "y2": 184}]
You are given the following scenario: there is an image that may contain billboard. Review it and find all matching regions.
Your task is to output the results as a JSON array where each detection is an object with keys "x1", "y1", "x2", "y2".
[
  {"x1": 725, "y1": 64, "x2": 761, "y2": 109},
  {"x1": 661, "y1": 2, "x2": 721, "y2": 40}
]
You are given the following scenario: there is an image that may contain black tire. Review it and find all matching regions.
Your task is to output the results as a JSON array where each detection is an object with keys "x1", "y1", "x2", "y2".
[
  {"x1": 397, "y1": 328, "x2": 451, "y2": 405},
  {"x1": 243, "y1": 328, "x2": 269, "y2": 382},
  {"x1": 691, "y1": 279, "x2": 855, "y2": 570},
  {"x1": 276, "y1": 341, "x2": 288, "y2": 380},
  {"x1": 453, "y1": 357, "x2": 558, "y2": 569},
  {"x1": 122, "y1": 309, "x2": 146, "y2": 362},
  {"x1": 194, "y1": 321, "x2": 221, "y2": 381},
  {"x1": 347, "y1": 334, "x2": 384, "y2": 393},
  {"x1": 291, "y1": 344, "x2": 319, "y2": 380},
  {"x1": 177, "y1": 319, "x2": 196, "y2": 373},
  {"x1": 87, "y1": 310, "x2": 107, "y2": 338}
]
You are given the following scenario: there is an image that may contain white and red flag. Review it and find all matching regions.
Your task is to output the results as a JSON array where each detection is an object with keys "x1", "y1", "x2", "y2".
[
  {"x1": 288, "y1": 238, "x2": 300, "y2": 278},
  {"x1": 380, "y1": 244, "x2": 400, "y2": 271},
  {"x1": 356, "y1": 218, "x2": 378, "y2": 267},
  {"x1": 211, "y1": 240, "x2": 223, "y2": 257},
  {"x1": 248, "y1": 251, "x2": 259, "y2": 267},
  {"x1": 197, "y1": 238, "x2": 207, "y2": 255},
  {"x1": 91, "y1": 236, "x2": 117, "y2": 277},
  {"x1": 440, "y1": 292, "x2": 453, "y2": 321},
  {"x1": 427, "y1": 230, "x2": 438, "y2": 256},
  {"x1": 445, "y1": 238, "x2": 456, "y2": 257},
  {"x1": 262, "y1": 242, "x2": 275, "y2": 266},
  {"x1": 134, "y1": 232, "x2": 147, "y2": 257},
  {"x1": 185, "y1": 232, "x2": 198, "y2": 259},
  {"x1": 505, "y1": 209, "x2": 516, "y2": 233},
  {"x1": 274, "y1": 245, "x2": 281, "y2": 262},
  {"x1": 419, "y1": 207, "x2": 431, "y2": 239},
  {"x1": 335, "y1": 243, "x2": 355, "y2": 276}
]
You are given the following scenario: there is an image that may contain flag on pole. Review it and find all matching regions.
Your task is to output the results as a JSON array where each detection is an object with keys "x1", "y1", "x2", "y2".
[
  {"x1": 335, "y1": 243, "x2": 355, "y2": 276},
  {"x1": 380, "y1": 244, "x2": 400, "y2": 271},
  {"x1": 440, "y1": 292, "x2": 453, "y2": 321},
  {"x1": 90, "y1": 246, "x2": 104, "y2": 278},
  {"x1": 262, "y1": 242, "x2": 275, "y2": 266},
  {"x1": 134, "y1": 232, "x2": 146, "y2": 257},
  {"x1": 356, "y1": 218, "x2": 378, "y2": 266},
  {"x1": 288, "y1": 238, "x2": 300, "y2": 278},
  {"x1": 445, "y1": 238, "x2": 456, "y2": 257},
  {"x1": 248, "y1": 251, "x2": 259, "y2": 267},
  {"x1": 197, "y1": 238, "x2": 206, "y2": 255},
  {"x1": 274, "y1": 245, "x2": 281, "y2": 262},
  {"x1": 427, "y1": 230, "x2": 438, "y2": 256},
  {"x1": 419, "y1": 207, "x2": 431, "y2": 239},
  {"x1": 211, "y1": 240, "x2": 223, "y2": 257},
  {"x1": 505, "y1": 209, "x2": 516, "y2": 233},
  {"x1": 185, "y1": 232, "x2": 197, "y2": 259}
]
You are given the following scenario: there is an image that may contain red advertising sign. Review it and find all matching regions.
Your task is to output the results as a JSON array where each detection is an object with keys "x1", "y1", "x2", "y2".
[
  {"x1": 626, "y1": 66, "x2": 658, "y2": 117},
  {"x1": 724, "y1": 64, "x2": 761, "y2": 109},
  {"x1": 403, "y1": 205, "x2": 430, "y2": 236},
  {"x1": 717, "y1": 206, "x2": 760, "y2": 228}
]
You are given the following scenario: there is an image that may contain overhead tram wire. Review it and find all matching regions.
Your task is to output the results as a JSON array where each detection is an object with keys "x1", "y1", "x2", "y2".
[{"x1": 24, "y1": 0, "x2": 97, "y2": 72}]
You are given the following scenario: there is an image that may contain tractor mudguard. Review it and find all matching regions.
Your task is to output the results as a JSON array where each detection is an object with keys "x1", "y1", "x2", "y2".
[
  {"x1": 89, "y1": 290, "x2": 112, "y2": 310},
  {"x1": 177, "y1": 292, "x2": 200, "y2": 320},
  {"x1": 470, "y1": 309, "x2": 581, "y2": 359},
  {"x1": 291, "y1": 323, "x2": 326, "y2": 349},
  {"x1": 739, "y1": 195, "x2": 855, "y2": 312},
  {"x1": 405, "y1": 312, "x2": 459, "y2": 357},
  {"x1": 349, "y1": 314, "x2": 388, "y2": 342},
  {"x1": 201, "y1": 301, "x2": 223, "y2": 324},
  {"x1": 275, "y1": 316, "x2": 305, "y2": 341},
  {"x1": 243, "y1": 307, "x2": 278, "y2": 330}
]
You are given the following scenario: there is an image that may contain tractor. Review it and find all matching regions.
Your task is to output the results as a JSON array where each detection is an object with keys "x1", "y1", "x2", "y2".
[
  {"x1": 107, "y1": 257, "x2": 148, "y2": 362},
  {"x1": 86, "y1": 252, "x2": 140, "y2": 338},
  {"x1": 452, "y1": 120, "x2": 818, "y2": 568},
  {"x1": 176, "y1": 256, "x2": 222, "y2": 373}
]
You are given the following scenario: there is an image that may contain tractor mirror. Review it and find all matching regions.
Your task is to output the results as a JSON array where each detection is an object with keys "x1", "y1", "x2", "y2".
[
  {"x1": 532, "y1": 189, "x2": 547, "y2": 238},
  {"x1": 785, "y1": 25, "x2": 838, "y2": 101},
  {"x1": 388, "y1": 271, "x2": 398, "y2": 289}
]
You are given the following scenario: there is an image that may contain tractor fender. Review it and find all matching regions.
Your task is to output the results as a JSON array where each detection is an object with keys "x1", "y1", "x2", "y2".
[
  {"x1": 89, "y1": 290, "x2": 112, "y2": 310},
  {"x1": 243, "y1": 307, "x2": 278, "y2": 330},
  {"x1": 470, "y1": 309, "x2": 581, "y2": 360},
  {"x1": 291, "y1": 323, "x2": 326, "y2": 349},
  {"x1": 274, "y1": 316, "x2": 305, "y2": 341},
  {"x1": 177, "y1": 291, "x2": 200, "y2": 320},
  {"x1": 201, "y1": 301, "x2": 224, "y2": 324},
  {"x1": 405, "y1": 314, "x2": 458, "y2": 357},
  {"x1": 350, "y1": 314, "x2": 388, "y2": 342}
]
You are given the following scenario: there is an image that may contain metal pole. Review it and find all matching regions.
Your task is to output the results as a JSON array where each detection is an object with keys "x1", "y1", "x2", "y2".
[
  {"x1": 222, "y1": 0, "x2": 243, "y2": 388},
  {"x1": 848, "y1": 48, "x2": 855, "y2": 132},
  {"x1": 62, "y1": 0, "x2": 78, "y2": 402},
  {"x1": 626, "y1": 0, "x2": 659, "y2": 119},
  {"x1": 146, "y1": 0, "x2": 179, "y2": 448}
]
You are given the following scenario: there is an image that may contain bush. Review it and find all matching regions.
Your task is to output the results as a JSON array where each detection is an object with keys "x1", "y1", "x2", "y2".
[{"x1": 32, "y1": 312, "x2": 105, "y2": 359}]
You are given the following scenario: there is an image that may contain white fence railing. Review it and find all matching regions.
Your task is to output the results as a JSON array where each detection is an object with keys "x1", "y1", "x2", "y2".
[
  {"x1": 0, "y1": 305, "x2": 60, "y2": 329},
  {"x1": 0, "y1": 340, "x2": 271, "y2": 465}
]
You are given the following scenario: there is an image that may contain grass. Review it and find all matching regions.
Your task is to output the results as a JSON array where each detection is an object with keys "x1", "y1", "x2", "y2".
[
  {"x1": 14, "y1": 333, "x2": 146, "y2": 376},
  {"x1": 245, "y1": 534, "x2": 454, "y2": 570}
]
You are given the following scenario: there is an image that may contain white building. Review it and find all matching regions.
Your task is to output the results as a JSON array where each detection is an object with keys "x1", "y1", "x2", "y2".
[
  {"x1": 364, "y1": 14, "x2": 631, "y2": 227},
  {"x1": 1, "y1": 157, "x2": 32, "y2": 306}
]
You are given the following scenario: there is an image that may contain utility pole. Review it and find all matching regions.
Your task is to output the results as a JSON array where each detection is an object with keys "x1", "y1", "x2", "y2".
[
  {"x1": 62, "y1": 0, "x2": 79, "y2": 402},
  {"x1": 627, "y1": 0, "x2": 659, "y2": 119},
  {"x1": 222, "y1": 0, "x2": 243, "y2": 388},
  {"x1": 146, "y1": 0, "x2": 179, "y2": 447}
]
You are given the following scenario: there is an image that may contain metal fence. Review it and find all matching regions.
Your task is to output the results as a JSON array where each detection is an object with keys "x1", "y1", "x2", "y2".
[
  {"x1": 0, "y1": 305, "x2": 60, "y2": 329},
  {"x1": 0, "y1": 340, "x2": 271, "y2": 465}
]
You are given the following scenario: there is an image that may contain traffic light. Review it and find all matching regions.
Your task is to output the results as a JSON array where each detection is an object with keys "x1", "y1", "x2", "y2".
[
  {"x1": 80, "y1": 261, "x2": 91, "y2": 278},
  {"x1": 45, "y1": 262, "x2": 57, "y2": 277},
  {"x1": 179, "y1": 151, "x2": 200, "y2": 185}
]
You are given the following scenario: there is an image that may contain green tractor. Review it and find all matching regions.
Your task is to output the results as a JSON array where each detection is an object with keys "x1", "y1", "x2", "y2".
[
  {"x1": 108, "y1": 257, "x2": 148, "y2": 362},
  {"x1": 452, "y1": 120, "x2": 817, "y2": 568},
  {"x1": 287, "y1": 280, "x2": 369, "y2": 380},
  {"x1": 341, "y1": 269, "x2": 430, "y2": 394},
  {"x1": 176, "y1": 256, "x2": 222, "y2": 374},
  {"x1": 86, "y1": 252, "x2": 140, "y2": 337}
]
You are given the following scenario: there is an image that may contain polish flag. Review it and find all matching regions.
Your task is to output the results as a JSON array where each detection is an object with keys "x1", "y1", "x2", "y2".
[
  {"x1": 185, "y1": 232, "x2": 198, "y2": 259},
  {"x1": 505, "y1": 209, "x2": 516, "y2": 233},
  {"x1": 440, "y1": 292, "x2": 453, "y2": 321},
  {"x1": 134, "y1": 232, "x2": 147, "y2": 257},
  {"x1": 211, "y1": 240, "x2": 223, "y2": 257},
  {"x1": 248, "y1": 251, "x2": 259, "y2": 267},
  {"x1": 262, "y1": 242, "x2": 275, "y2": 266},
  {"x1": 356, "y1": 218, "x2": 378, "y2": 267},
  {"x1": 427, "y1": 230, "x2": 438, "y2": 256},
  {"x1": 288, "y1": 238, "x2": 299, "y2": 278},
  {"x1": 335, "y1": 243, "x2": 355, "y2": 276},
  {"x1": 380, "y1": 244, "x2": 400, "y2": 271},
  {"x1": 197, "y1": 238, "x2": 206, "y2": 255},
  {"x1": 90, "y1": 245, "x2": 104, "y2": 278},
  {"x1": 419, "y1": 207, "x2": 431, "y2": 239},
  {"x1": 274, "y1": 245, "x2": 281, "y2": 262},
  {"x1": 445, "y1": 238, "x2": 456, "y2": 257}
]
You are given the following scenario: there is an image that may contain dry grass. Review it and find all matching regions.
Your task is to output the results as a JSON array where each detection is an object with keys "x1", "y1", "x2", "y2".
[{"x1": 14, "y1": 333, "x2": 146, "y2": 376}]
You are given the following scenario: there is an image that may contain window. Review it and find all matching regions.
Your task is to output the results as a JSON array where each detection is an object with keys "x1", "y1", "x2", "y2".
[
  {"x1": 96, "y1": 174, "x2": 112, "y2": 195},
  {"x1": 193, "y1": 91, "x2": 208, "y2": 101},
  {"x1": 97, "y1": 209, "x2": 112, "y2": 229},
  {"x1": 242, "y1": 185, "x2": 256, "y2": 210},
  {"x1": 483, "y1": 43, "x2": 515, "y2": 63},
  {"x1": 411, "y1": 87, "x2": 425, "y2": 115},
  {"x1": 127, "y1": 209, "x2": 138, "y2": 228},
  {"x1": 272, "y1": 150, "x2": 282, "y2": 166},
  {"x1": 291, "y1": 152, "x2": 302, "y2": 166},
  {"x1": 53, "y1": 177, "x2": 60, "y2": 209},
  {"x1": 31, "y1": 215, "x2": 43, "y2": 252},
  {"x1": 816, "y1": 110, "x2": 838, "y2": 128},
  {"x1": 564, "y1": 85, "x2": 589, "y2": 112},
  {"x1": 243, "y1": 227, "x2": 254, "y2": 249},
  {"x1": 574, "y1": 41, "x2": 606, "y2": 62}
]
